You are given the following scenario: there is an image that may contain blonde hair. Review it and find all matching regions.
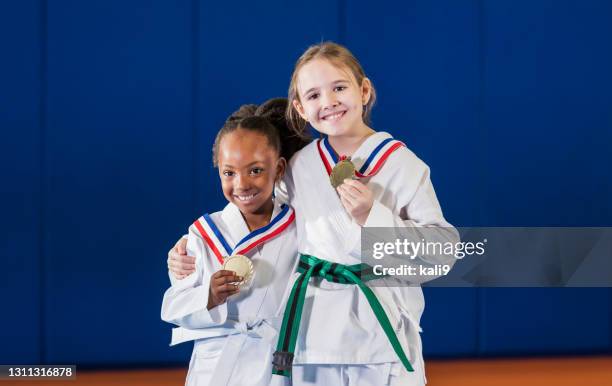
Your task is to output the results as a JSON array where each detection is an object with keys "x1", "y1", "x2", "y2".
[{"x1": 286, "y1": 42, "x2": 377, "y2": 135}]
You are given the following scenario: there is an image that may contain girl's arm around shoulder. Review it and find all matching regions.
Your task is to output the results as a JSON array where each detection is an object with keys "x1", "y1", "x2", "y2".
[{"x1": 160, "y1": 224, "x2": 228, "y2": 328}]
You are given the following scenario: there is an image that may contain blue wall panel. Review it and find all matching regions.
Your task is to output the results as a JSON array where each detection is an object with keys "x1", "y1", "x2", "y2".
[
  {"x1": 481, "y1": 1, "x2": 612, "y2": 355},
  {"x1": 346, "y1": 0, "x2": 483, "y2": 356},
  {"x1": 481, "y1": 289, "x2": 611, "y2": 354},
  {"x1": 0, "y1": 0, "x2": 42, "y2": 364},
  {"x1": 421, "y1": 288, "x2": 479, "y2": 356},
  {"x1": 44, "y1": 0, "x2": 194, "y2": 364},
  {"x1": 484, "y1": 0, "x2": 612, "y2": 227}
]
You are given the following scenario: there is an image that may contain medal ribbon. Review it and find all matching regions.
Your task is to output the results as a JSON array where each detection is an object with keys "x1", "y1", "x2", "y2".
[
  {"x1": 272, "y1": 254, "x2": 414, "y2": 377},
  {"x1": 193, "y1": 204, "x2": 295, "y2": 265},
  {"x1": 317, "y1": 137, "x2": 405, "y2": 178}
]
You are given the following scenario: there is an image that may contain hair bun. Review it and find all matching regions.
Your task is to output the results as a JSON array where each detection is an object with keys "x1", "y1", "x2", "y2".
[
  {"x1": 226, "y1": 104, "x2": 258, "y2": 123},
  {"x1": 212, "y1": 97, "x2": 309, "y2": 167},
  {"x1": 255, "y1": 98, "x2": 288, "y2": 121}
]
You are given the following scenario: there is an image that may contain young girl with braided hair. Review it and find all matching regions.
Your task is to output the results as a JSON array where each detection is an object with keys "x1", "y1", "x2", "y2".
[{"x1": 162, "y1": 98, "x2": 306, "y2": 386}]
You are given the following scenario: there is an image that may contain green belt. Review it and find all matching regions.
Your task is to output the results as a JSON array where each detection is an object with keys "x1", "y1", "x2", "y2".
[{"x1": 272, "y1": 254, "x2": 414, "y2": 377}]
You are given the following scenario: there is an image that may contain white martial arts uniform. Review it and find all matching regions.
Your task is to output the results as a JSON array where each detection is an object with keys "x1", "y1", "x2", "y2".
[
  {"x1": 161, "y1": 201, "x2": 297, "y2": 386},
  {"x1": 282, "y1": 132, "x2": 459, "y2": 386}
]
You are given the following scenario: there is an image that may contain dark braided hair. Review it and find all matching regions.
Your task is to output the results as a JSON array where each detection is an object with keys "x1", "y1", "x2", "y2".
[{"x1": 212, "y1": 98, "x2": 310, "y2": 167}]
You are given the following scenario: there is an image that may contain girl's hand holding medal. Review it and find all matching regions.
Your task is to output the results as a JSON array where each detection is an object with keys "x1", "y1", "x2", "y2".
[
  {"x1": 207, "y1": 270, "x2": 243, "y2": 309},
  {"x1": 336, "y1": 178, "x2": 374, "y2": 226},
  {"x1": 330, "y1": 156, "x2": 374, "y2": 226}
]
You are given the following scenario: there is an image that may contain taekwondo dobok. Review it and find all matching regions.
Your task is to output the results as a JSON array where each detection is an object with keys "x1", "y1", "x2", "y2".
[
  {"x1": 273, "y1": 132, "x2": 459, "y2": 385},
  {"x1": 162, "y1": 201, "x2": 297, "y2": 386}
]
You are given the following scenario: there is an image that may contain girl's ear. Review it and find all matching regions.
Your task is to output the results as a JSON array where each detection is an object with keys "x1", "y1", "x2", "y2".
[
  {"x1": 361, "y1": 77, "x2": 373, "y2": 105},
  {"x1": 293, "y1": 99, "x2": 308, "y2": 121},
  {"x1": 276, "y1": 157, "x2": 287, "y2": 181}
]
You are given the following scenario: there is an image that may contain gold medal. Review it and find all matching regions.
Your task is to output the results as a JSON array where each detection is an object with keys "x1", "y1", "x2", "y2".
[
  {"x1": 223, "y1": 254, "x2": 254, "y2": 286},
  {"x1": 330, "y1": 156, "x2": 356, "y2": 188}
]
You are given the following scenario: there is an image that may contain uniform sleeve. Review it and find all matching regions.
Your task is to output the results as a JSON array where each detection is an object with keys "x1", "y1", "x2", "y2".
[
  {"x1": 160, "y1": 225, "x2": 228, "y2": 328},
  {"x1": 358, "y1": 150, "x2": 460, "y2": 283}
]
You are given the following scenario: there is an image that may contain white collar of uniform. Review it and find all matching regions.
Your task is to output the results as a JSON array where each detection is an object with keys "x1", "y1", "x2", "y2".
[
  {"x1": 349, "y1": 131, "x2": 394, "y2": 172},
  {"x1": 220, "y1": 199, "x2": 286, "y2": 245}
]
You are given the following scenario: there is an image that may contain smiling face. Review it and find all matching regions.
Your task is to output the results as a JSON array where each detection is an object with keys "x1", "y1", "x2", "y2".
[
  {"x1": 293, "y1": 58, "x2": 372, "y2": 139},
  {"x1": 217, "y1": 128, "x2": 285, "y2": 220}
]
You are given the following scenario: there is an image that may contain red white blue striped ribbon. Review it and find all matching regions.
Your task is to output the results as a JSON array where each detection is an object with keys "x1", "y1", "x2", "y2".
[
  {"x1": 193, "y1": 204, "x2": 295, "y2": 265},
  {"x1": 317, "y1": 136, "x2": 405, "y2": 178}
]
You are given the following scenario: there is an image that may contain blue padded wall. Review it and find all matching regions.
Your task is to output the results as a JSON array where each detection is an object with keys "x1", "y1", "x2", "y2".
[
  {"x1": 480, "y1": 289, "x2": 611, "y2": 355},
  {"x1": 480, "y1": 0, "x2": 612, "y2": 356},
  {"x1": 1, "y1": 0, "x2": 611, "y2": 366},
  {"x1": 43, "y1": 0, "x2": 195, "y2": 364},
  {"x1": 0, "y1": 0, "x2": 43, "y2": 364},
  {"x1": 484, "y1": 0, "x2": 612, "y2": 227}
]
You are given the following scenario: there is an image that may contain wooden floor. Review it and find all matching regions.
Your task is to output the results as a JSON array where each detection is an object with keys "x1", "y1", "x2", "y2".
[{"x1": 9, "y1": 356, "x2": 612, "y2": 385}]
